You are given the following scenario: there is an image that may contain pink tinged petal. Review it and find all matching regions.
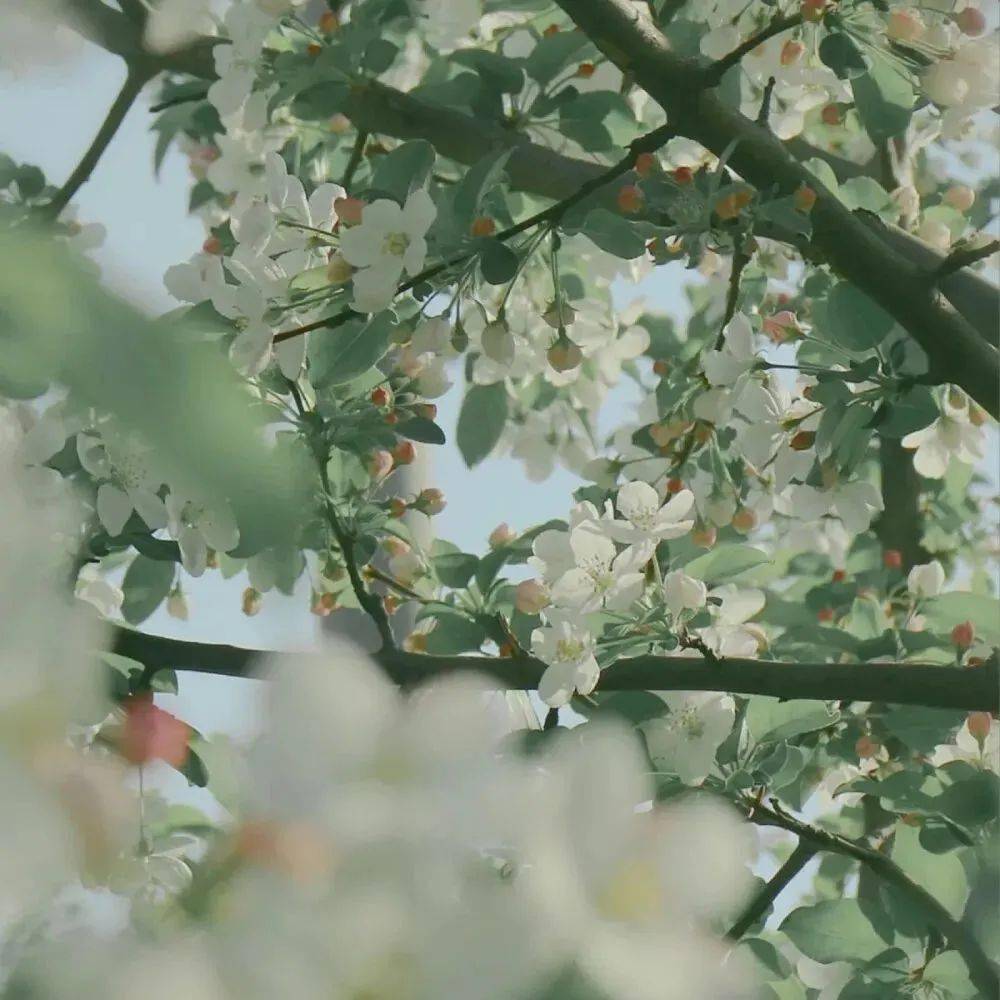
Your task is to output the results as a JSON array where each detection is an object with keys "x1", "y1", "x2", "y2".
[
  {"x1": 402, "y1": 187, "x2": 436, "y2": 235},
  {"x1": 97, "y1": 483, "x2": 133, "y2": 536}
]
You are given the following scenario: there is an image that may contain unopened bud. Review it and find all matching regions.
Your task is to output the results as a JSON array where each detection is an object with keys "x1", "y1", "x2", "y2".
[
  {"x1": 547, "y1": 333, "x2": 583, "y2": 372},
  {"x1": 489, "y1": 522, "x2": 517, "y2": 548},
  {"x1": 318, "y1": 10, "x2": 339, "y2": 33},
  {"x1": 470, "y1": 216, "x2": 496, "y2": 237},
  {"x1": 951, "y1": 620, "x2": 975, "y2": 649},
  {"x1": 368, "y1": 449, "x2": 394, "y2": 479},
  {"x1": 388, "y1": 497, "x2": 407, "y2": 519},
  {"x1": 328, "y1": 114, "x2": 351, "y2": 134},
  {"x1": 714, "y1": 189, "x2": 753, "y2": 220},
  {"x1": 450, "y1": 323, "x2": 470, "y2": 353},
  {"x1": 393, "y1": 441, "x2": 416, "y2": 465},
  {"x1": 691, "y1": 524, "x2": 717, "y2": 548},
  {"x1": 617, "y1": 184, "x2": 643, "y2": 214},
  {"x1": 801, "y1": 0, "x2": 827, "y2": 23},
  {"x1": 967, "y1": 711, "x2": 992, "y2": 745},
  {"x1": 673, "y1": 166, "x2": 693, "y2": 184},
  {"x1": 666, "y1": 477, "x2": 684, "y2": 494},
  {"x1": 306, "y1": 43, "x2": 322, "y2": 57},
  {"x1": 883, "y1": 549, "x2": 903, "y2": 570},
  {"x1": 202, "y1": 236, "x2": 223, "y2": 255},
  {"x1": 821, "y1": 103, "x2": 842, "y2": 126},
  {"x1": 887, "y1": 9, "x2": 924, "y2": 42},
  {"x1": 575, "y1": 61, "x2": 596, "y2": 78},
  {"x1": 542, "y1": 301, "x2": 576, "y2": 329},
  {"x1": 334, "y1": 196, "x2": 365, "y2": 226},
  {"x1": 311, "y1": 592, "x2": 338, "y2": 617},
  {"x1": 794, "y1": 185, "x2": 817, "y2": 213},
  {"x1": 371, "y1": 386, "x2": 392, "y2": 408},
  {"x1": 955, "y1": 7, "x2": 986, "y2": 36},
  {"x1": 790, "y1": 430, "x2": 816, "y2": 451},
  {"x1": 414, "y1": 488, "x2": 446, "y2": 515},
  {"x1": 515, "y1": 579, "x2": 550, "y2": 615},
  {"x1": 817, "y1": 606, "x2": 835, "y2": 622},
  {"x1": 731, "y1": 507, "x2": 757, "y2": 534},
  {"x1": 832, "y1": 569, "x2": 847, "y2": 583},
  {"x1": 943, "y1": 184, "x2": 975, "y2": 212},
  {"x1": 241, "y1": 587, "x2": 262, "y2": 616},
  {"x1": 482, "y1": 319, "x2": 516, "y2": 365},
  {"x1": 416, "y1": 402, "x2": 438, "y2": 421},
  {"x1": 652, "y1": 359, "x2": 670, "y2": 376},
  {"x1": 635, "y1": 152, "x2": 656, "y2": 177},
  {"x1": 855, "y1": 735, "x2": 880, "y2": 758},
  {"x1": 781, "y1": 40, "x2": 805, "y2": 66}
]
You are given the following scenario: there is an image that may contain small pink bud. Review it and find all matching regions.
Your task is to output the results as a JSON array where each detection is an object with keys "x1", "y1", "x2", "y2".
[
  {"x1": 515, "y1": 579, "x2": 550, "y2": 615},
  {"x1": 489, "y1": 522, "x2": 517, "y2": 549}
]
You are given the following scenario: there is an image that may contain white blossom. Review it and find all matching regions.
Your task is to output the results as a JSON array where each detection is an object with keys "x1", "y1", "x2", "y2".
[
  {"x1": 907, "y1": 560, "x2": 946, "y2": 599},
  {"x1": 641, "y1": 692, "x2": 736, "y2": 785},
  {"x1": 901, "y1": 392, "x2": 985, "y2": 478},
  {"x1": 530, "y1": 610, "x2": 600, "y2": 706}
]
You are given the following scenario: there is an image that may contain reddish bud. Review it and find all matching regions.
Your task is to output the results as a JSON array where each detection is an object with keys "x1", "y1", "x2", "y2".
[
  {"x1": 515, "y1": 579, "x2": 549, "y2": 615},
  {"x1": 388, "y1": 497, "x2": 407, "y2": 519},
  {"x1": 241, "y1": 587, "x2": 262, "y2": 616},
  {"x1": 120, "y1": 693, "x2": 190, "y2": 768},
  {"x1": 368, "y1": 449, "x2": 394, "y2": 479},
  {"x1": 882, "y1": 549, "x2": 903, "y2": 570},
  {"x1": 371, "y1": 386, "x2": 392, "y2": 408},
  {"x1": 617, "y1": 184, "x2": 644, "y2": 214},
  {"x1": 673, "y1": 166, "x2": 693, "y2": 184},
  {"x1": 392, "y1": 441, "x2": 416, "y2": 465},
  {"x1": 967, "y1": 711, "x2": 993, "y2": 745},
  {"x1": 416, "y1": 402, "x2": 438, "y2": 421},
  {"x1": 832, "y1": 569, "x2": 847, "y2": 583},
  {"x1": 543, "y1": 24, "x2": 560, "y2": 36},
  {"x1": 855, "y1": 735, "x2": 880, "y2": 759},
  {"x1": 817, "y1": 607, "x2": 835, "y2": 623},
  {"x1": 955, "y1": 7, "x2": 986, "y2": 36},
  {"x1": 951, "y1": 620, "x2": 975, "y2": 649},
  {"x1": 489, "y1": 522, "x2": 517, "y2": 549},
  {"x1": 801, "y1": 0, "x2": 827, "y2": 23},
  {"x1": 790, "y1": 430, "x2": 816, "y2": 451},
  {"x1": 334, "y1": 196, "x2": 365, "y2": 226},
  {"x1": 306, "y1": 43, "x2": 322, "y2": 57},
  {"x1": 575, "y1": 62, "x2": 596, "y2": 78},
  {"x1": 652, "y1": 359, "x2": 670, "y2": 376},
  {"x1": 547, "y1": 334, "x2": 583, "y2": 372},
  {"x1": 692, "y1": 524, "x2": 717, "y2": 549},
  {"x1": 318, "y1": 10, "x2": 339, "y2": 33},
  {"x1": 470, "y1": 216, "x2": 496, "y2": 237},
  {"x1": 714, "y1": 189, "x2": 753, "y2": 220},
  {"x1": 666, "y1": 477, "x2": 684, "y2": 494},
  {"x1": 731, "y1": 507, "x2": 757, "y2": 534},
  {"x1": 794, "y1": 185, "x2": 817, "y2": 213},
  {"x1": 821, "y1": 103, "x2": 842, "y2": 126},
  {"x1": 414, "y1": 487, "x2": 446, "y2": 515},
  {"x1": 635, "y1": 152, "x2": 656, "y2": 177},
  {"x1": 202, "y1": 235, "x2": 223, "y2": 255}
]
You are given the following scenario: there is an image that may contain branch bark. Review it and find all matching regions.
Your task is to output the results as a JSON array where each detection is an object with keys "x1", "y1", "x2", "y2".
[
  {"x1": 111, "y1": 626, "x2": 1000, "y2": 712},
  {"x1": 551, "y1": 0, "x2": 1000, "y2": 417},
  {"x1": 59, "y1": 2, "x2": 1000, "y2": 353},
  {"x1": 749, "y1": 798, "x2": 1000, "y2": 998},
  {"x1": 726, "y1": 840, "x2": 817, "y2": 941}
]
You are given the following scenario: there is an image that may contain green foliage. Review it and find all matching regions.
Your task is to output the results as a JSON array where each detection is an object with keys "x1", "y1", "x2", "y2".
[
  {"x1": 456, "y1": 382, "x2": 508, "y2": 466},
  {"x1": 121, "y1": 556, "x2": 176, "y2": 626},
  {"x1": 781, "y1": 900, "x2": 888, "y2": 964}
]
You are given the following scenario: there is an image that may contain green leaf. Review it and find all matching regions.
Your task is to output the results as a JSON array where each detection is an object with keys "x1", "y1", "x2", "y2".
[
  {"x1": 457, "y1": 382, "x2": 508, "y2": 467},
  {"x1": 451, "y1": 49, "x2": 525, "y2": 93},
  {"x1": 578, "y1": 208, "x2": 646, "y2": 258},
  {"x1": 524, "y1": 31, "x2": 590, "y2": 86},
  {"x1": 292, "y1": 81, "x2": 349, "y2": 118},
  {"x1": 453, "y1": 148, "x2": 513, "y2": 224},
  {"x1": 370, "y1": 140, "x2": 435, "y2": 202},
  {"x1": 891, "y1": 821, "x2": 968, "y2": 919},
  {"x1": 396, "y1": 416, "x2": 446, "y2": 445},
  {"x1": 362, "y1": 38, "x2": 398, "y2": 73},
  {"x1": 309, "y1": 311, "x2": 395, "y2": 387},
  {"x1": 423, "y1": 611, "x2": 489, "y2": 655},
  {"x1": 434, "y1": 551, "x2": 479, "y2": 588},
  {"x1": 923, "y1": 592, "x2": 1000, "y2": 646},
  {"x1": 121, "y1": 555, "x2": 176, "y2": 626},
  {"x1": 852, "y1": 61, "x2": 914, "y2": 141},
  {"x1": 819, "y1": 32, "x2": 869, "y2": 79},
  {"x1": 746, "y1": 697, "x2": 840, "y2": 744},
  {"x1": 178, "y1": 743, "x2": 209, "y2": 788},
  {"x1": 479, "y1": 238, "x2": 519, "y2": 284},
  {"x1": 824, "y1": 282, "x2": 895, "y2": 352},
  {"x1": 922, "y1": 951, "x2": 978, "y2": 999},
  {"x1": 883, "y1": 706, "x2": 965, "y2": 755},
  {"x1": 683, "y1": 544, "x2": 769, "y2": 584},
  {"x1": 781, "y1": 900, "x2": 888, "y2": 963}
]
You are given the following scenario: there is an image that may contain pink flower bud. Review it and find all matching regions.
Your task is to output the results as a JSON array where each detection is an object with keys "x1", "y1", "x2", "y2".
[
  {"x1": 489, "y1": 523, "x2": 517, "y2": 548},
  {"x1": 515, "y1": 579, "x2": 549, "y2": 615}
]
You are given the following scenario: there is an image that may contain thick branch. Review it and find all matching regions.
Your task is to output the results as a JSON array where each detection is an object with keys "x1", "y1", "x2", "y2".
[
  {"x1": 111, "y1": 626, "x2": 1000, "y2": 712},
  {"x1": 42, "y1": 66, "x2": 150, "y2": 219},
  {"x1": 552, "y1": 0, "x2": 1000, "y2": 416},
  {"x1": 726, "y1": 840, "x2": 816, "y2": 941},
  {"x1": 749, "y1": 799, "x2": 999, "y2": 998},
  {"x1": 60, "y1": 2, "x2": 1000, "y2": 352}
]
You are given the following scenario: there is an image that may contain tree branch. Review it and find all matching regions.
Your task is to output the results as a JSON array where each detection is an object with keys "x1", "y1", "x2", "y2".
[
  {"x1": 110, "y1": 626, "x2": 1000, "y2": 712},
  {"x1": 41, "y1": 65, "x2": 150, "y2": 220},
  {"x1": 726, "y1": 840, "x2": 816, "y2": 941},
  {"x1": 59, "y1": 2, "x2": 1000, "y2": 352},
  {"x1": 748, "y1": 798, "x2": 1000, "y2": 998},
  {"x1": 551, "y1": 0, "x2": 1000, "y2": 417},
  {"x1": 935, "y1": 239, "x2": 1000, "y2": 282}
]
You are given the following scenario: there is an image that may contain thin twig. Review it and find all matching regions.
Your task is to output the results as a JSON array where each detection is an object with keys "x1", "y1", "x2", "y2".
[
  {"x1": 757, "y1": 76, "x2": 777, "y2": 126},
  {"x1": 703, "y1": 13, "x2": 803, "y2": 87},
  {"x1": 340, "y1": 129, "x2": 369, "y2": 190},
  {"x1": 726, "y1": 840, "x2": 817, "y2": 940},
  {"x1": 748, "y1": 798, "x2": 1000, "y2": 998},
  {"x1": 934, "y1": 239, "x2": 1000, "y2": 282},
  {"x1": 714, "y1": 239, "x2": 754, "y2": 349},
  {"x1": 42, "y1": 66, "x2": 151, "y2": 220},
  {"x1": 150, "y1": 89, "x2": 208, "y2": 113},
  {"x1": 273, "y1": 123, "x2": 675, "y2": 344}
]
